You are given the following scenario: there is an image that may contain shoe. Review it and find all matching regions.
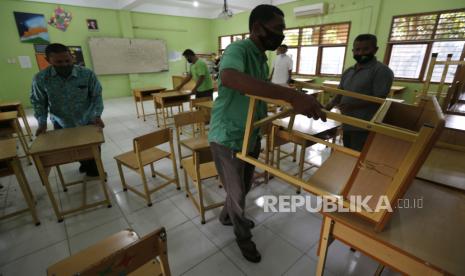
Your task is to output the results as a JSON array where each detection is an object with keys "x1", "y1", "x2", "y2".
[
  {"x1": 237, "y1": 240, "x2": 261, "y2": 263},
  {"x1": 220, "y1": 217, "x2": 255, "y2": 229}
]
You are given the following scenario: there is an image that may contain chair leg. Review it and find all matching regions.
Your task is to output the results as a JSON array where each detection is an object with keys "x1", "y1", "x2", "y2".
[
  {"x1": 292, "y1": 143, "x2": 298, "y2": 162},
  {"x1": 150, "y1": 163, "x2": 156, "y2": 177},
  {"x1": 195, "y1": 180, "x2": 206, "y2": 224},
  {"x1": 170, "y1": 155, "x2": 181, "y2": 190},
  {"x1": 141, "y1": 100, "x2": 146, "y2": 122},
  {"x1": 56, "y1": 165, "x2": 67, "y2": 192},
  {"x1": 139, "y1": 167, "x2": 152, "y2": 206},
  {"x1": 296, "y1": 145, "x2": 306, "y2": 194},
  {"x1": 116, "y1": 162, "x2": 128, "y2": 191},
  {"x1": 183, "y1": 170, "x2": 190, "y2": 197}
]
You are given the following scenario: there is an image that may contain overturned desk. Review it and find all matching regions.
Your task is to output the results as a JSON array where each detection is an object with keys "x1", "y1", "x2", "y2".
[{"x1": 29, "y1": 126, "x2": 111, "y2": 222}]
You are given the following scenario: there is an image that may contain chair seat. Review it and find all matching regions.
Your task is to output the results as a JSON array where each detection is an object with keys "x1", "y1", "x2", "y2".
[
  {"x1": 115, "y1": 147, "x2": 170, "y2": 169},
  {"x1": 181, "y1": 157, "x2": 218, "y2": 180},
  {"x1": 47, "y1": 230, "x2": 140, "y2": 276},
  {"x1": 180, "y1": 135, "x2": 209, "y2": 151},
  {"x1": 307, "y1": 151, "x2": 357, "y2": 195}
]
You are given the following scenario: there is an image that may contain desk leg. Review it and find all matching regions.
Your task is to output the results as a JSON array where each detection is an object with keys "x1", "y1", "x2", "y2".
[
  {"x1": 316, "y1": 216, "x2": 334, "y2": 276},
  {"x1": 18, "y1": 105, "x2": 33, "y2": 141},
  {"x1": 13, "y1": 119, "x2": 32, "y2": 165},
  {"x1": 92, "y1": 146, "x2": 112, "y2": 208},
  {"x1": 12, "y1": 158, "x2": 40, "y2": 226},
  {"x1": 162, "y1": 101, "x2": 167, "y2": 128},
  {"x1": 141, "y1": 99, "x2": 146, "y2": 122},
  {"x1": 154, "y1": 100, "x2": 160, "y2": 128},
  {"x1": 33, "y1": 156, "x2": 63, "y2": 222},
  {"x1": 135, "y1": 96, "x2": 140, "y2": 119}
]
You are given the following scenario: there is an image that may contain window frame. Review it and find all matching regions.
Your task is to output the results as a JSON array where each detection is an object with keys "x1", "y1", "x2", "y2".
[
  {"x1": 384, "y1": 8, "x2": 465, "y2": 83},
  {"x1": 218, "y1": 32, "x2": 249, "y2": 54}
]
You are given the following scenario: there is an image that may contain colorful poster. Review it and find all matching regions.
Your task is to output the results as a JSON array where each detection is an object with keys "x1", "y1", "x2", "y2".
[
  {"x1": 48, "y1": 6, "x2": 72, "y2": 31},
  {"x1": 13, "y1": 12, "x2": 50, "y2": 44},
  {"x1": 34, "y1": 44, "x2": 85, "y2": 70}
]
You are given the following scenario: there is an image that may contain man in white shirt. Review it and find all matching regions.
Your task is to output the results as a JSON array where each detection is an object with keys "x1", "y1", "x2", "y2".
[{"x1": 270, "y1": 44, "x2": 293, "y2": 85}]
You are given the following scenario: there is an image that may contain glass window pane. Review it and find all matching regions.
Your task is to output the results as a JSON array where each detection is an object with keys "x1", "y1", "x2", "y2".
[
  {"x1": 388, "y1": 44, "x2": 428, "y2": 79},
  {"x1": 390, "y1": 14, "x2": 437, "y2": 41},
  {"x1": 320, "y1": 47, "x2": 346, "y2": 75},
  {"x1": 220, "y1": 36, "x2": 231, "y2": 49},
  {"x1": 301, "y1": 27, "x2": 320, "y2": 45},
  {"x1": 283, "y1": 29, "x2": 300, "y2": 47},
  {"x1": 298, "y1": 46, "x2": 318, "y2": 75},
  {"x1": 233, "y1": 35, "x2": 242, "y2": 42},
  {"x1": 425, "y1": 40, "x2": 465, "y2": 82},
  {"x1": 287, "y1": 48, "x2": 298, "y2": 73},
  {"x1": 321, "y1": 24, "x2": 350, "y2": 44}
]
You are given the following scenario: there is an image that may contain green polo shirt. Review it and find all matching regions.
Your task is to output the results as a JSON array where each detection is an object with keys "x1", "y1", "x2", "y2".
[
  {"x1": 208, "y1": 39, "x2": 268, "y2": 151},
  {"x1": 190, "y1": 59, "x2": 213, "y2": 92}
]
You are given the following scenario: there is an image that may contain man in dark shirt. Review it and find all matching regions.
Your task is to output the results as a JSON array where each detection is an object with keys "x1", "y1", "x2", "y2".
[{"x1": 325, "y1": 34, "x2": 394, "y2": 151}]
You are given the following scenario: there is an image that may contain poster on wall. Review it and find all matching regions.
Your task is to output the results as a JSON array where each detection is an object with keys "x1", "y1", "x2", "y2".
[
  {"x1": 13, "y1": 12, "x2": 50, "y2": 44},
  {"x1": 48, "y1": 6, "x2": 72, "y2": 31},
  {"x1": 86, "y1": 19, "x2": 98, "y2": 31},
  {"x1": 34, "y1": 44, "x2": 85, "y2": 70}
]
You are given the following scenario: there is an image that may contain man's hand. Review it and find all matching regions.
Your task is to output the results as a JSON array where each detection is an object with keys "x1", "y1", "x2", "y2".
[
  {"x1": 35, "y1": 125, "x2": 47, "y2": 136},
  {"x1": 92, "y1": 117, "x2": 105, "y2": 128},
  {"x1": 290, "y1": 93, "x2": 326, "y2": 121}
]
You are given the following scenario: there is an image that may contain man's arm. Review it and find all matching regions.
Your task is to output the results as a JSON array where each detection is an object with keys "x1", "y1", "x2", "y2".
[
  {"x1": 88, "y1": 72, "x2": 105, "y2": 128},
  {"x1": 175, "y1": 74, "x2": 192, "y2": 91},
  {"x1": 221, "y1": 69, "x2": 325, "y2": 120},
  {"x1": 30, "y1": 77, "x2": 49, "y2": 135}
]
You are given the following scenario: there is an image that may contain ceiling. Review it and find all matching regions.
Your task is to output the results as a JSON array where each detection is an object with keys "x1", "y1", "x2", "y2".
[{"x1": 22, "y1": 0, "x2": 299, "y2": 19}]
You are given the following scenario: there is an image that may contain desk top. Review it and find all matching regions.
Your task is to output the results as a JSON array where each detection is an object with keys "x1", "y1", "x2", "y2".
[
  {"x1": 153, "y1": 91, "x2": 192, "y2": 99},
  {"x1": 29, "y1": 126, "x2": 104, "y2": 155},
  {"x1": 326, "y1": 179, "x2": 465, "y2": 275},
  {"x1": 274, "y1": 114, "x2": 340, "y2": 136},
  {"x1": 180, "y1": 135, "x2": 209, "y2": 151},
  {"x1": 0, "y1": 101, "x2": 21, "y2": 108},
  {"x1": 0, "y1": 111, "x2": 18, "y2": 121},
  {"x1": 194, "y1": 101, "x2": 213, "y2": 109},
  {"x1": 0, "y1": 139, "x2": 17, "y2": 161}
]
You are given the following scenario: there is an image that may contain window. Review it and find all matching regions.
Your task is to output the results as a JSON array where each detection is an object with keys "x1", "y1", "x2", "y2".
[
  {"x1": 284, "y1": 22, "x2": 350, "y2": 75},
  {"x1": 218, "y1": 33, "x2": 249, "y2": 54},
  {"x1": 217, "y1": 22, "x2": 350, "y2": 76},
  {"x1": 386, "y1": 9, "x2": 465, "y2": 82}
]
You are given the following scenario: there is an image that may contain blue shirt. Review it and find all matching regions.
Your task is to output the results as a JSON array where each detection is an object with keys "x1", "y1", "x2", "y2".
[{"x1": 30, "y1": 65, "x2": 103, "y2": 128}]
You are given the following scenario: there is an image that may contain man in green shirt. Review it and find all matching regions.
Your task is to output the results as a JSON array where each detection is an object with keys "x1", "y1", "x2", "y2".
[
  {"x1": 209, "y1": 4, "x2": 325, "y2": 263},
  {"x1": 175, "y1": 49, "x2": 214, "y2": 99}
]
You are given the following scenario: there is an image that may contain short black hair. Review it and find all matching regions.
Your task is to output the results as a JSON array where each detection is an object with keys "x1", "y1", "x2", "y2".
[
  {"x1": 354, "y1": 34, "x2": 378, "y2": 47},
  {"x1": 249, "y1": 4, "x2": 284, "y2": 32},
  {"x1": 280, "y1": 44, "x2": 288, "y2": 49},
  {"x1": 45, "y1": 43, "x2": 70, "y2": 57},
  {"x1": 182, "y1": 49, "x2": 195, "y2": 57}
]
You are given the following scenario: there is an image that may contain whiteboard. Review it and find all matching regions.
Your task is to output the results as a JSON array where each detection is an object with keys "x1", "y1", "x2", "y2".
[{"x1": 88, "y1": 37, "x2": 168, "y2": 75}]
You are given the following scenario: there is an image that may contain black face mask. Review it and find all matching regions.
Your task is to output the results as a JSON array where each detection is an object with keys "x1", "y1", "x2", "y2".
[
  {"x1": 353, "y1": 54, "x2": 375, "y2": 64},
  {"x1": 259, "y1": 24, "x2": 285, "y2": 51},
  {"x1": 54, "y1": 65, "x2": 74, "y2": 77}
]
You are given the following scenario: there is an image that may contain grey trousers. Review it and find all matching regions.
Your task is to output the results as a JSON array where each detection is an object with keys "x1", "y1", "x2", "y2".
[{"x1": 210, "y1": 140, "x2": 261, "y2": 242}]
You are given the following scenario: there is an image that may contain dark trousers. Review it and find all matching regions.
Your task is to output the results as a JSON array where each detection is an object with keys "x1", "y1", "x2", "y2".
[
  {"x1": 210, "y1": 140, "x2": 261, "y2": 242},
  {"x1": 343, "y1": 130, "x2": 369, "y2": 152},
  {"x1": 53, "y1": 122, "x2": 99, "y2": 173},
  {"x1": 195, "y1": 89, "x2": 214, "y2": 99}
]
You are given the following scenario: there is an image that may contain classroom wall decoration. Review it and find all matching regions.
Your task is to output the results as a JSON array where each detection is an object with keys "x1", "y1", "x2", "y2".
[
  {"x1": 34, "y1": 44, "x2": 85, "y2": 70},
  {"x1": 48, "y1": 6, "x2": 72, "y2": 31},
  {"x1": 87, "y1": 19, "x2": 98, "y2": 31},
  {"x1": 13, "y1": 12, "x2": 50, "y2": 44}
]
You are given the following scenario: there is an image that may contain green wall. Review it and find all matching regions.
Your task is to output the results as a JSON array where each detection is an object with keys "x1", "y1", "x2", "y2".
[
  {"x1": 211, "y1": 0, "x2": 465, "y2": 103},
  {"x1": 0, "y1": 0, "x2": 214, "y2": 106},
  {"x1": 1, "y1": 0, "x2": 464, "y2": 106}
]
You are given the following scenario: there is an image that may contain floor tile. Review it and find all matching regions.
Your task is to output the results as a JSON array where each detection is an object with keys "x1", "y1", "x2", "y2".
[{"x1": 183, "y1": 251, "x2": 244, "y2": 276}]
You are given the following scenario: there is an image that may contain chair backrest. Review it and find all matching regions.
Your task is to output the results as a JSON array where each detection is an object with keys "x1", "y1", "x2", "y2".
[
  {"x1": 133, "y1": 128, "x2": 172, "y2": 153},
  {"x1": 193, "y1": 147, "x2": 214, "y2": 181},
  {"x1": 173, "y1": 111, "x2": 208, "y2": 139},
  {"x1": 48, "y1": 228, "x2": 170, "y2": 276}
]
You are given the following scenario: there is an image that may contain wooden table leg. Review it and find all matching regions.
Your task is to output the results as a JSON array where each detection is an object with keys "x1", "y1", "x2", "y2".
[
  {"x1": 140, "y1": 98, "x2": 146, "y2": 122},
  {"x1": 316, "y1": 216, "x2": 334, "y2": 276},
  {"x1": 33, "y1": 155, "x2": 63, "y2": 222},
  {"x1": 154, "y1": 99, "x2": 160, "y2": 128},
  {"x1": 92, "y1": 146, "x2": 112, "y2": 208},
  {"x1": 134, "y1": 96, "x2": 140, "y2": 119},
  {"x1": 12, "y1": 158, "x2": 40, "y2": 225},
  {"x1": 13, "y1": 119, "x2": 32, "y2": 164},
  {"x1": 18, "y1": 105, "x2": 33, "y2": 141}
]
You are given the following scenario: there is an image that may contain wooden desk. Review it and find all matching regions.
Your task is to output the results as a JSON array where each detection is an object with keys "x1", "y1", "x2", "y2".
[
  {"x1": 153, "y1": 91, "x2": 192, "y2": 128},
  {"x1": 316, "y1": 179, "x2": 465, "y2": 276},
  {"x1": 0, "y1": 139, "x2": 39, "y2": 225},
  {"x1": 0, "y1": 101, "x2": 33, "y2": 141},
  {"x1": 0, "y1": 111, "x2": 31, "y2": 164},
  {"x1": 29, "y1": 126, "x2": 111, "y2": 222},
  {"x1": 132, "y1": 86, "x2": 166, "y2": 121}
]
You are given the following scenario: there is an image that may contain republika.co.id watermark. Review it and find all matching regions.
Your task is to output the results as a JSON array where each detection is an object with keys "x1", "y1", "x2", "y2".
[{"x1": 260, "y1": 195, "x2": 423, "y2": 213}]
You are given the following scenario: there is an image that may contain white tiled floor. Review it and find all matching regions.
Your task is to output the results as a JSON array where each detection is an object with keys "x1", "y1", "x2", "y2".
[{"x1": 0, "y1": 97, "x2": 400, "y2": 276}]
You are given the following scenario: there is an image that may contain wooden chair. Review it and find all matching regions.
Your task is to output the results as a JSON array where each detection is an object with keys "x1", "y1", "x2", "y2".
[
  {"x1": 181, "y1": 147, "x2": 223, "y2": 224},
  {"x1": 114, "y1": 128, "x2": 180, "y2": 206},
  {"x1": 173, "y1": 111, "x2": 208, "y2": 168},
  {"x1": 239, "y1": 84, "x2": 444, "y2": 232},
  {"x1": 47, "y1": 228, "x2": 171, "y2": 276},
  {"x1": 0, "y1": 101, "x2": 33, "y2": 141},
  {"x1": 0, "y1": 139, "x2": 39, "y2": 226}
]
